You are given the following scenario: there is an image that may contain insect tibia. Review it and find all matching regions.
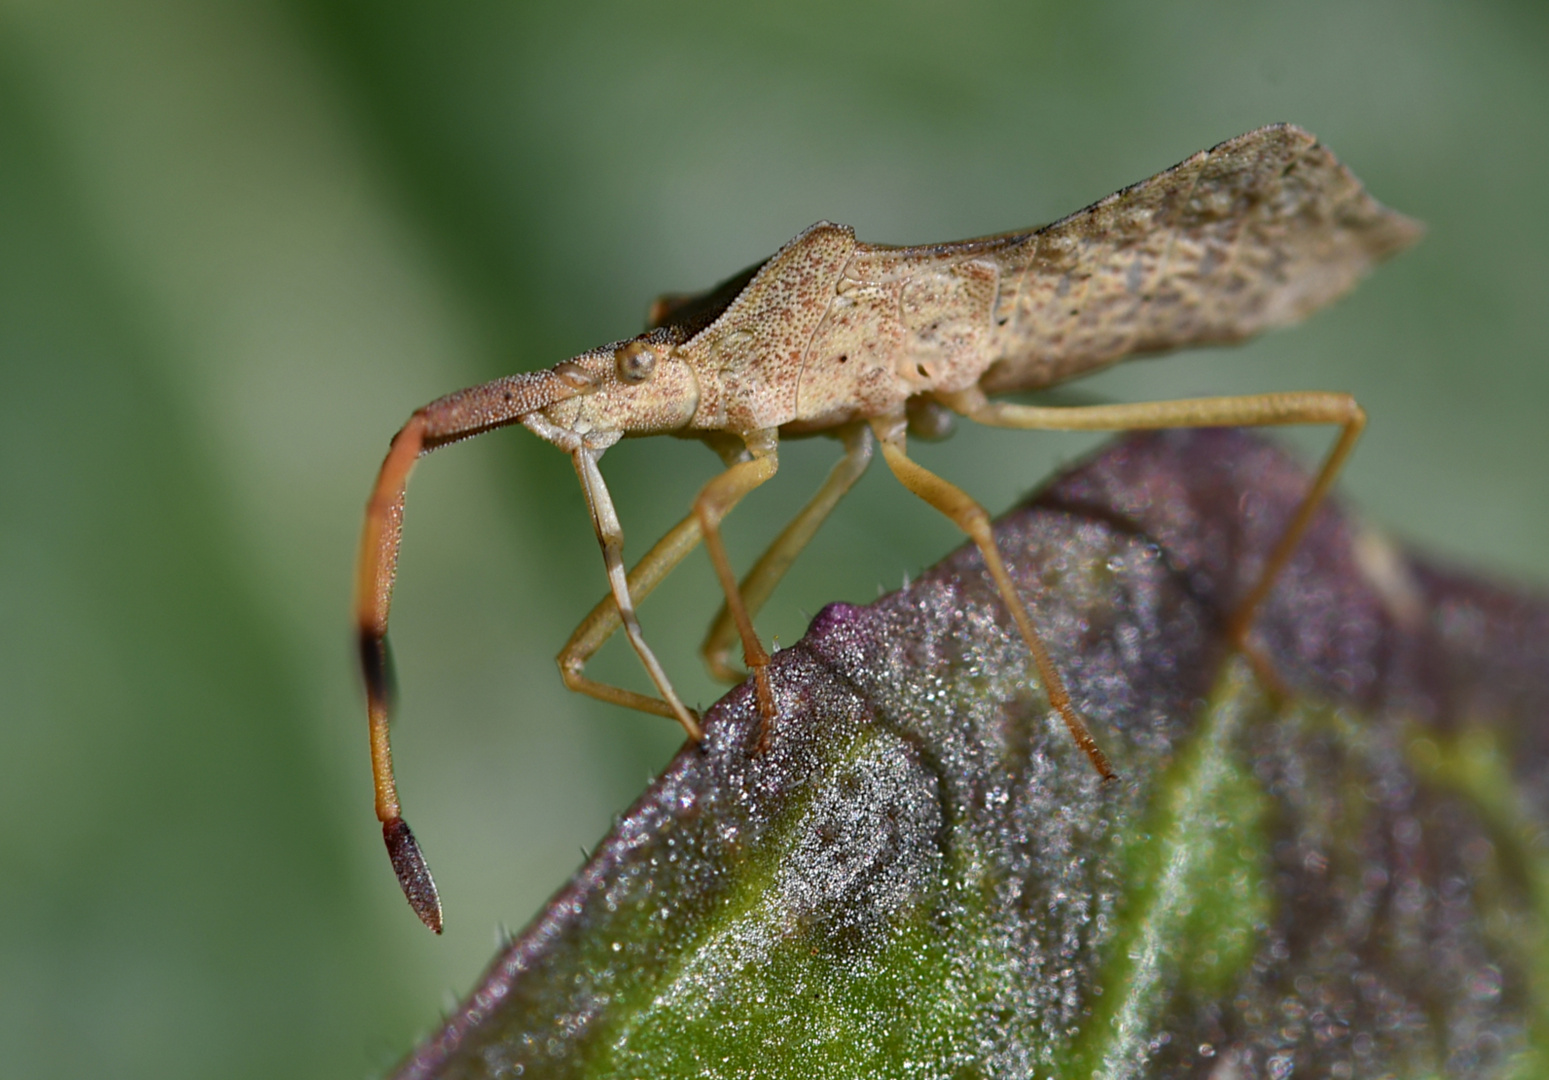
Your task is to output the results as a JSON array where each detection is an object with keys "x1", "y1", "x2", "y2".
[{"x1": 384, "y1": 817, "x2": 443, "y2": 934}]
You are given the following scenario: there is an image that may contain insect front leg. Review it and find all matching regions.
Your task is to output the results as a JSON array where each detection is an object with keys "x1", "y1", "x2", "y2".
[
  {"x1": 557, "y1": 510, "x2": 706, "y2": 722},
  {"x1": 868, "y1": 414, "x2": 1115, "y2": 780},
  {"x1": 939, "y1": 386, "x2": 1366, "y2": 653},
  {"x1": 693, "y1": 429, "x2": 781, "y2": 722},
  {"x1": 701, "y1": 423, "x2": 873, "y2": 684},
  {"x1": 572, "y1": 447, "x2": 704, "y2": 741}
]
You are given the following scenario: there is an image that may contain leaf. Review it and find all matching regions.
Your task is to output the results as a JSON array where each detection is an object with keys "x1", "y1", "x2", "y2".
[{"x1": 392, "y1": 430, "x2": 1549, "y2": 1079}]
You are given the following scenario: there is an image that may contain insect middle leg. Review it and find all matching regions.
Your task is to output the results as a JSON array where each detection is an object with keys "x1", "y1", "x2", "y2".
[
  {"x1": 694, "y1": 431, "x2": 781, "y2": 722},
  {"x1": 701, "y1": 422, "x2": 874, "y2": 683},
  {"x1": 869, "y1": 414, "x2": 1116, "y2": 780},
  {"x1": 938, "y1": 387, "x2": 1366, "y2": 652}
]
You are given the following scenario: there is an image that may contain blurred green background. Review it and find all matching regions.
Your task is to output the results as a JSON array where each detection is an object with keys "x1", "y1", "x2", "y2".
[{"x1": 1, "y1": 1, "x2": 1544, "y2": 1076}]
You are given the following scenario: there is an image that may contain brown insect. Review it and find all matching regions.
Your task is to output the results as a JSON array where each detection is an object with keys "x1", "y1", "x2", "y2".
[{"x1": 356, "y1": 123, "x2": 1421, "y2": 932}]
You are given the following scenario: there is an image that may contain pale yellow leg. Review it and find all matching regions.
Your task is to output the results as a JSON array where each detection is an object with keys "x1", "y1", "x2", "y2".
[
  {"x1": 701, "y1": 423, "x2": 874, "y2": 683},
  {"x1": 694, "y1": 431, "x2": 781, "y2": 722},
  {"x1": 939, "y1": 387, "x2": 1366, "y2": 648},
  {"x1": 869, "y1": 414, "x2": 1116, "y2": 780},
  {"x1": 559, "y1": 429, "x2": 788, "y2": 729},
  {"x1": 557, "y1": 509, "x2": 705, "y2": 724},
  {"x1": 571, "y1": 449, "x2": 703, "y2": 741}
]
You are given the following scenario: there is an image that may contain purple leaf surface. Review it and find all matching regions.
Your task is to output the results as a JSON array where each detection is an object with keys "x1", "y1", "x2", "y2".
[{"x1": 393, "y1": 430, "x2": 1549, "y2": 1080}]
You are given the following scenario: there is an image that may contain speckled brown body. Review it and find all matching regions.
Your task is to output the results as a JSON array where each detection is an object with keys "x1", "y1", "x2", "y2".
[{"x1": 564, "y1": 123, "x2": 1420, "y2": 444}]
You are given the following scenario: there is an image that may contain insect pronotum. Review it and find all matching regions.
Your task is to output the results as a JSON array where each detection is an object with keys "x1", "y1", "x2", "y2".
[{"x1": 356, "y1": 124, "x2": 1421, "y2": 932}]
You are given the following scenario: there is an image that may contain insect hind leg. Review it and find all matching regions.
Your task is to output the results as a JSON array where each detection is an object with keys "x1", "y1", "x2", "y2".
[
  {"x1": 940, "y1": 385, "x2": 1366, "y2": 670},
  {"x1": 869, "y1": 414, "x2": 1116, "y2": 781}
]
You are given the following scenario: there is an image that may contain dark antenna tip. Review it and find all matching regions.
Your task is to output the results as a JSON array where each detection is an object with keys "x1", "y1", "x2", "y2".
[{"x1": 384, "y1": 817, "x2": 443, "y2": 933}]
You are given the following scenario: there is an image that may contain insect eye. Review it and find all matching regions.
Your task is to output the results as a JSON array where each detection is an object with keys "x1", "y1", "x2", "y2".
[{"x1": 614, "y1": 341, "x2": 657, "y2": 384}]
